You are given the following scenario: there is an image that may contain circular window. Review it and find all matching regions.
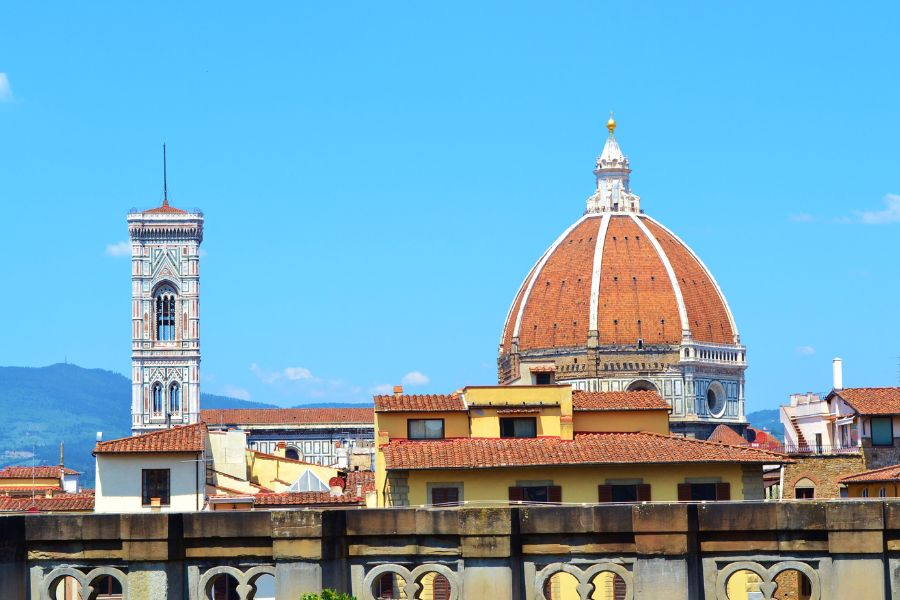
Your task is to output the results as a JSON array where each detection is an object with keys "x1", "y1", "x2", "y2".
[{"x1": 706, "y1": 382, "x2": 726, "y2": 417}]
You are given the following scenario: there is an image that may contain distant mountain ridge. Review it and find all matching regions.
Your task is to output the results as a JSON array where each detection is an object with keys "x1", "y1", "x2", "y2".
[{"x1": 0, "y1": 364, "x2": 280, "y2": 484}]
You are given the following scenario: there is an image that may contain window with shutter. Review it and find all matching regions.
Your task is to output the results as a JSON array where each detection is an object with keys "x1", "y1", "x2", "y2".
[
  {"x1": 508, "y1": 487, "x2": 525, "y2": 502},
  {"x1": 715, "y1": 482, "x2": 731, "y2": 501},
  {"x1": 598, "y1": 485, "x2": 613, "y2": 503},
  {"x1": 636, "y1": 483, "x2": 651, "y2": 502},
  {"x1": 677, "y1": 483, "x2": 691, "y2": 501},
  {"x1": 547, "y1": 486, "x2": 562, "y2": 503},
  {"x1": 431, "y1": 487, "x2": 460, "y2": 505}
]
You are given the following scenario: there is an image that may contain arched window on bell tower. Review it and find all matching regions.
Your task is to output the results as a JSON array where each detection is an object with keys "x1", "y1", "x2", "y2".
[
  {"x1": 169, "y1": 382, "x2": 181, "y2": 415},
  {"x1": 152, "y1": 383, "x2": 163, "y2": 415},
  {"x1": 154, "y1": 284, "x2": 177, "y2": 341}
]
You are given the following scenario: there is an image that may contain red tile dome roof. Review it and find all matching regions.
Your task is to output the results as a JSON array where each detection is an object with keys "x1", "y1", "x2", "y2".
[{"x1": 500, "y1": 212, "x2": 738, "y2": 354}]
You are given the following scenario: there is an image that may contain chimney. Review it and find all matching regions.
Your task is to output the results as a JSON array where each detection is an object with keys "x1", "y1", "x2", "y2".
[
  {"x1": 59, "y1": 441, "x2": 64, "y2": 467},
  {"x1": 833, "y1": 357, "x2": 843, "y2": 390},
  {"x1": 274, "y1": 441, "x2": 286, "y2": 458},
  {"x1": 393, "y1": 385, "x2": 403, "y2": 398}
]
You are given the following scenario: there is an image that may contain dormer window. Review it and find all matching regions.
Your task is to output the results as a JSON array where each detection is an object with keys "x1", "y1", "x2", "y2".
[
  {"x1": 408, "y1": 419, "x2": 444, "y2": 440},
  {"x1": 500, "y1": 417, "x2": 537, "y2": 439}
]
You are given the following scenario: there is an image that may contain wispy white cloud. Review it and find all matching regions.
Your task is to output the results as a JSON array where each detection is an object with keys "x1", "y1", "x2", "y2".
[
  {"x1": 788, "y1": 213, "x2": 815, "y2": 223},
  {"x1": 0, "y1": 74, "x2": 12, "y2": 102},
  {"x1": 222, "y1": 384, "x2": 251, "y2": 401},
  {"x1": 401, "y1": 370, "x2": 430, "y2": 386},
  {"x1": 370, "y1": 384, "x2": 393, "y2": 395},
  {"x1": 105, "y1": 241, "x2": 131, "y2": 257},
  {"x1": 855, "y1": 194, "x2": 900, "y2": 224},
  {"x1": 796, "y1": 345, "x2": 816, "y2": 356},
  {"x1": 284, "y1": 366, "x2": 313, "y2": 380}
]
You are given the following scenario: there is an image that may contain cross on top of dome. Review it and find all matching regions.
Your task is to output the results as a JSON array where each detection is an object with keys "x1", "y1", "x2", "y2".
[{"x1": 586, "y1": 114, "x2": 641, "y2": 214}]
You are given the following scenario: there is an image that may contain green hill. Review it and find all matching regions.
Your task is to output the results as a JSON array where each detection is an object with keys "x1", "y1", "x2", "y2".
[
  {"x1": 0, "y1": 363, "x2": 275, "y2": 485},
  {"x1": 746, "y1": 408, "x2": 784, "y2": 440}
]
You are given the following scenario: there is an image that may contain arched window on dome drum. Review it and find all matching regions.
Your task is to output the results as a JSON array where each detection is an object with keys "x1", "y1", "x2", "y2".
[
  {"x1": 169, "y1": 382, "x2": 181, "y2": 415},
  {"x1": 155, "y1": 286, "x2": 177, "y2": 341},
  {"x1": 152, "y1": 383, "x2": 163, "y2": 415}
]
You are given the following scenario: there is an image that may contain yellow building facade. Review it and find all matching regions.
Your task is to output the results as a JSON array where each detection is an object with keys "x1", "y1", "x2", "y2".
[{"x1": 374, "y1": 385, "x2": 784, "y2": 508}]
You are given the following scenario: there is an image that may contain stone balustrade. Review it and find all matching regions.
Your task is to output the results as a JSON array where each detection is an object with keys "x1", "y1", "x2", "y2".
[{"x1": 2, "y1": 501, "x2": 899, "y2": 599}]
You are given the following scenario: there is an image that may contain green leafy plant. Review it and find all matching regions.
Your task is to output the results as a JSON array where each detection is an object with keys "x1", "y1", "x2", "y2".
[{"x1": 301, "y1": 591, "x2": 356, "y2": 600}]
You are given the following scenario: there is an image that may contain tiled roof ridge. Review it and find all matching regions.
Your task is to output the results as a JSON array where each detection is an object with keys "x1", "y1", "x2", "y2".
[
  {"x1": 94, "y1": 422, "x2": 206, "y2": 454},
  {"x1": 96, "y1": 422, "x2": 199, "y2": 447},
  {"x1": 838, "y1": 463, "x2": 900, "y2": 482},
  {"x1": 838, "y1": 386, "x2": 900, "y2": 391},
  {"x1": 620, "y1": 430, "x2": 784, "y2": 458},
  {"x1": 201, "y1": 407, "x2": 375, "y2": 424}
]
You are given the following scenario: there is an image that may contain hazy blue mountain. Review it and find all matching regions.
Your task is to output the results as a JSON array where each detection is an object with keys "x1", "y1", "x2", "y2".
[
  {"x1": 0, "y1": 363, "x2": 276, "y2": 485},
  {"x1": 746, "y1": 408, "x2": 784, "y2": 439}
]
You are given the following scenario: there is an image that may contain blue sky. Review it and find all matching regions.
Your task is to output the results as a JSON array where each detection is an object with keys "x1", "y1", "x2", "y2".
[{"x1": 1, "y1": 1, "x2": 898, "y2": 411}]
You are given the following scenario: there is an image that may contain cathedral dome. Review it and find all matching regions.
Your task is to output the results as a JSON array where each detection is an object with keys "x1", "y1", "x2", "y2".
[
  {"x1": 499, "y1": 211, "x2": 738, "y2": 355},
  {"x1": 497, "y1": 120, "x2": 746, "y2": 439}
]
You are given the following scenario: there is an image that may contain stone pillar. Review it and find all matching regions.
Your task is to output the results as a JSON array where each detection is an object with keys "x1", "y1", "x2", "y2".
[
  {"x1": 275, "y1": 562, "x2": 323, "y2": 599},
  {"x1": 128, "y1": 562, "x2": 181, "y2": 599},
  {"x1": 460, "y1": 508, "x2": 515, "y2": 598},
  {"x1": 462, "y1": 559, "x2": 513, "y2": 597}
]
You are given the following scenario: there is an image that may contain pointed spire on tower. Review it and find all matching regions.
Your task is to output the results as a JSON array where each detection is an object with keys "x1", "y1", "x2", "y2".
[
  {"x1": 162, "y1": 143, "x2": 169, "y2": 207},
  {"x1": 586, "y1": 114, "x2": 641, "y2": 214}
]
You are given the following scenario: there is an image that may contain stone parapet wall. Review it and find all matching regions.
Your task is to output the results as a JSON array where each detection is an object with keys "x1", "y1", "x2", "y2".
[{"x1": 4, "y1": 502, "x2": 900, "y2": 598}]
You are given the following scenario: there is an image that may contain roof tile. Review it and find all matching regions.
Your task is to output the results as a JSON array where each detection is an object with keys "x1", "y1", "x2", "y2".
[
  {"x1": 202, "y1": 408, "x2": 373, "y2": 425},
  {"x1": 374, "y1": 394, "x2": 466, "y2": 412},
  {"x1": 94, "y1": 423, "x2": 206, "y2": 454},
  {"x1": 572, "y1": 390, "x2": 670, "y2": 412},
  {"x1": 382, "y1": 432, "x2": 786, "y2": 470},
  {"x1": 833, "y1": 387, "x2": 900, "y2": 415}
]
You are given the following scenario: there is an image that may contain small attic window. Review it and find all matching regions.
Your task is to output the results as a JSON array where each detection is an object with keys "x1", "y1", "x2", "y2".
[
  {"x1": 651, "y1": 276, "x2": 656, "y2": 281},
  {"x1": 613, "y1": 276, "x2": 618, "y2": 282},
  {"x1": 632, "y1": 276, "x2": 637, "y2": 282},
  {"x1": 637, "y1": 339, "x2": 644, "y2": 349},
  {"x1": 613, "y1": 319, "x2": 618, "y2": 325}
]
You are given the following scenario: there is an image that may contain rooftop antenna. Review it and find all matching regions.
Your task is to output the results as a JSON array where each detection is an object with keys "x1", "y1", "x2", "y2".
[{"x1": 162, "y1": 143, "x2": 169, "y2": 207}]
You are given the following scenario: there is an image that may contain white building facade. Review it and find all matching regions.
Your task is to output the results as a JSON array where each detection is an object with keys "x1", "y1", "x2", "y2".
[{"x1": 128, "y1": 198, "x2": 204, "y2": 435}]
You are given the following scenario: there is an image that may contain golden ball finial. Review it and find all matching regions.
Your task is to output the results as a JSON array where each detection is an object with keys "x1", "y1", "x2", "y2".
[{"x1": 606, "y1": 112, "x2": 616, "y2": 134}]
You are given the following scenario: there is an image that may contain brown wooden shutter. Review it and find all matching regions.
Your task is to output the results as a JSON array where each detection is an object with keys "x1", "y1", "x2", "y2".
[
  {"x1": 636, "y1": 483, "x2": 651, "y2": 502},
  {"x1": 677, "y1": 483, "x2": 691, "y2": 501},
  {"x1": 548, "y1": 485, "x2": 562, "y2": 503},
  {"x1": 508, "y1": 486, "x2": 525, "y2": 502},
  {"x1": 598, "y1": 484, "x2": 613, "y2": 503},
  {"x1": 715, "y1": 482, "x2": 731, "y2": 501},
  {"x1": 432, "y1": 574, "x2": 451, "y2": 600}
]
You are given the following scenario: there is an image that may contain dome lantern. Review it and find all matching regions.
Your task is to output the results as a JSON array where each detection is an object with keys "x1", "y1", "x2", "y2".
[{"x1": 586, "y1": 116, "x2": 641, "y2": 214}]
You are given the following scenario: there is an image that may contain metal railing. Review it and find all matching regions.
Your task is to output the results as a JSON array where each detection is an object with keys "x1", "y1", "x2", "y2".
[{"x1": 772, "y1": 443, "x2": 861, "y2": 455}]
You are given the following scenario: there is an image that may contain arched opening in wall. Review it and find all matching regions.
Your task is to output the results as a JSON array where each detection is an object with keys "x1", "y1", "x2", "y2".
[
  {"x1": 169, "y1": 381, "x2": 181, "y2": 415},
  {"x1": 706, "y1": 381, "x2": 726, "y2": 417},
  {"x1": 794, "y1": 478, "x2": 816, "y2": 500},
  {"x1": 773, "y1": 568, "x2": 813, "y2": 600},
  {"x1": 543, "y1": 571, "x2": 578, "y2": 600},
  {"x1": 373, "y1": 572, "x2": 407, "y2": 599},
  {"x1": 152, "y1": 382, "x2": 164, "y2": 415},
  {"x1": 89, "y1": 574, "x2": 123, "y2": 599},
  {"x1": 626, "y1": 379, "x2": 658, "y2": 393},
  {"x1": 725, "y1": 569, "x2": 762, "y2": 600},
  {"x1": 154, "y1": 283, "x2": 178, "y2": 341},
  {"x1": 51, "y1": 575, "x2": 82, "y2": 600},
  {"x1": 416, "y1": 572, "x2": 451, "y2": 600},
  {"x1": 589, "y1": 571, "x2": 627, "y2": 600},
  {"x1": 285, "y1": 447, "x2": 300, "y2": 461},
  {"x1": 208, "y1": 574, "x2": 240, "y2": 600},
  {"x1": 249, "y1": 573, "x2": 275, "y2": 600}
]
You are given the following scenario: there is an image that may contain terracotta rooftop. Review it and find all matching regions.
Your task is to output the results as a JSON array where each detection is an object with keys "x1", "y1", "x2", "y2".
[
  {"x1": 839, "y1": 464, "x2": 900, "y2": 484},
  {"x1": 374, "y1": 394, "x2": 467, "y2": 412},
  {"x1": 831, "y1": 387, "x2": 900, "y2": 415},
  {"x1": 0, "y1": 492, "x2": 94, "y2": 513},
  {"x1": 345, "y1": 470, "x2": 375, "y2": 494},
  {"x1": 94, "y1": 423, "x2": 206, "y2": 454},
  {"x1": 0, "y1": 485, "x2": 62, "y2": 493},
  {"x1": 252, "y1": 491, "x2": 363, "y2": 506},
  {"x1": 572, "y1": 390, "x2": 670, "y2": 412},
  {"x1": 201, "y1": 407, "x2": 374, "y2": 425},
  {"x1": 143, "y1": 200, "x2": 188, "y2": 214},
  {"x1": 501, "y1": 213, "x2": 737, "y2": 355},
  {"x1": 0, "y1": 466, "x2": 80, "y2": 478},
  {"x1": 382, "y1": 432, "x2": 787, "y2": 470},
  {"x1": 707, "y1": 424, "x2": 748, "y2": 446}
]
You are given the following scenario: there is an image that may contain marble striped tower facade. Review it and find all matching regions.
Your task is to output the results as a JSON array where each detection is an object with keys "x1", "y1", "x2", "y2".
[{"x1": 128, "y1": 197, "x2": 204, "y2": 435}]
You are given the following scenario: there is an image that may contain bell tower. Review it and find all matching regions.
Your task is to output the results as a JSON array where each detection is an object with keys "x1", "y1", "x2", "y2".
[{"x1": 127, "y1": 149, "x2": 204, "y2": 434}]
